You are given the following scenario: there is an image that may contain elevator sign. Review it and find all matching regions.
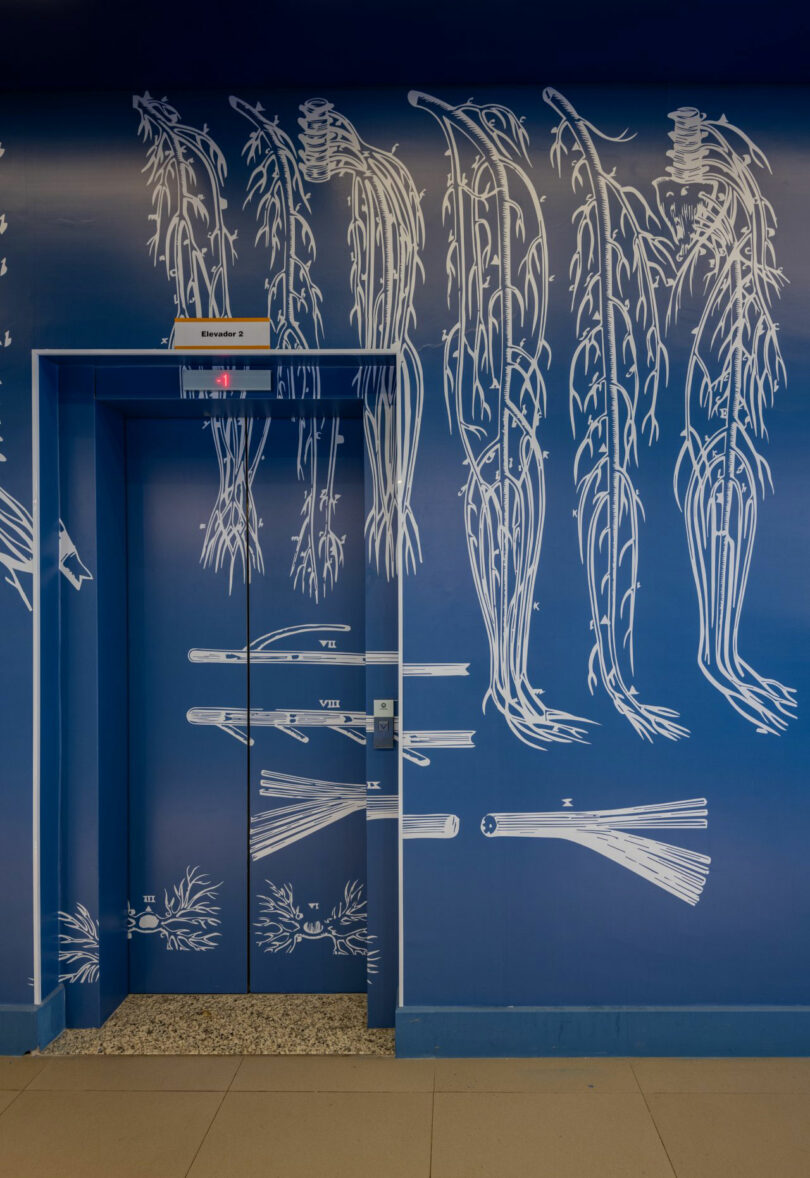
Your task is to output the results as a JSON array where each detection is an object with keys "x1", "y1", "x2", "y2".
[{"x1": 173, "y1": 318, "x2": 270, "y2": 350}]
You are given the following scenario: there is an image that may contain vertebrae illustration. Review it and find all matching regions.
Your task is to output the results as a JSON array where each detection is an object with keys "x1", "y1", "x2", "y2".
[
  {"x1": 231, "y1": 95, "x2": 346, "y2": 603},
  {"x1": 410, "y1": 90, "x2": 592, "y2": 751},
  {"x1": 298, "y1": 98, "x2": 425, "y2": 577},
  {"x1": 655, "y1": 107, "x2": 796, "y2": 735},
  {"x1": 128, "y1": 866, "x2": 222, "y2": 951},
  {"x1": 545, "y1": 88, "x2": 687, "y2": 742}
]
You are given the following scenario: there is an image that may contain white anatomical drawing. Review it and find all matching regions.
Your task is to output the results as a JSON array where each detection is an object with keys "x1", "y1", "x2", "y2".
[
  {"x1": 654, "y1": 107, "x2": 796, "y2": 735},
  {"x1": 251, "y1": 771, "x2": 365, "y2": 859},
  {"x1": 230, "y1": 96, "x2": 345, "y2": 603},
  {"x1": 251, "y1": 771, "x2": 460, "y2": 858},
  {"x1": 298, "y1": 98, "x2": 425, "y2": 577},
  {"x1": 254, "y1": 879, "x2": 372, "y2": 959},
  {"x1": 58, "y1": 904, "x2": 100, "y2": 984},
  {"x1": 186, "y1": 705, "x2": 475, "y2": 765},
  {"x1": 0, "y1": 489, "x2": 91, "y2": 609},
  {"x1": 188, "y1": 622, "x2": 469, "y2": 676},
  {"x1": 410, "y1": 90, "x2": 591, "y2": 751},
  {"x1": 134, "y1": 92, "x2": 268, "y2": 592},
  {"x1": 127, "y1": 866, "x2": 222, "y2": 951},
  {"x1": 366, "y1": 797, "x2": 460, "y2": 838},
  {"x1": 544, "y1": 88, "x2": 687, "y2": 742},
  {"x1": 482, "y1": 797, "x2": 710, "y2": 904}
]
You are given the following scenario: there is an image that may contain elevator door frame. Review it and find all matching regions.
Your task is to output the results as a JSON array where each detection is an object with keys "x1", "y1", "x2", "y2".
[{"x1": 32, "y1": 348, "x2": 402, "y2": 1039}]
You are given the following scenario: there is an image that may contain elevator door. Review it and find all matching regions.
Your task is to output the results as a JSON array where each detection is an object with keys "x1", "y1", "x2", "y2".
[
  {"x1": 248, "y1": 415, "x2": 367, "y2": 993},
  {"x1": 126, "y1": 412, "x2": 367, "y2": 994}
]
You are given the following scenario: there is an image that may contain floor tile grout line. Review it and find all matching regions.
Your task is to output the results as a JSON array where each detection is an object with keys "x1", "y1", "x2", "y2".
[
  {"x1": 182, "y1": 1090, "x2": 230, "y2": 1178},
  {"x1": 429, "y1": 1068, "x2": 436, "y2": 1178},
  {"x1": 631, "y1": 1070, "x2": 679, "y2": 1178},
  {"x1": 0, "y1": 1088, "x2": 26, "y2": 1120}
]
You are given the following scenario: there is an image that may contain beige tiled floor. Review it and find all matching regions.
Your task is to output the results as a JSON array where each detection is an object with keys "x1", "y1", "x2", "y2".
[{"x1": 1, "y1": 1055, "x2": 809, "y2": 1176}]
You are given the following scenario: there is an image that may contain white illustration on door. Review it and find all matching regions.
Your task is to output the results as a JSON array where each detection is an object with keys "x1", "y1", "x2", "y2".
[
  {"x1": 128, "y1": 866, "x2": 223, "y2": 950},
  {"x1": 254, "y1": 879, "x2": 372, "y2": 960},
  {"x1": 250, "y1": 770, "x2": 461, "y2": 858},
  {"x1": 189, "y1": 622, "x2": 469, "y2": 676}
]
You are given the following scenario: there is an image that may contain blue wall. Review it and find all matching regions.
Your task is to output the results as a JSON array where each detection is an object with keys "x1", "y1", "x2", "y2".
[{"x1": 1, "y1": 85, "x2": 808, "y2": 1048}]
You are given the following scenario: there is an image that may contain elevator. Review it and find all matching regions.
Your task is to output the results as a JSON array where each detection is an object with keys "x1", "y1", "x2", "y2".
[{"x1": 34, "y1": 351, "x2": 399, "y2": 1033}]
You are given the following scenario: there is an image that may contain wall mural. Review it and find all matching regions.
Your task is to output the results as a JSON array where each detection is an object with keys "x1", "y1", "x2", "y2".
[
  {"x1": 5, "y1": 83, "x2": 805, "y2": 1017},
  {"x1": 298, "y1": 97, "x2": 425, "y2": 577},
  {"x1": 127, "y1": 866, "x2": 223, "y2": 951},
  {"x1": 229, "y1": 96, "x2": 347, "y2": 604},
  {"x1": 410, "y1": 91, "x2": 592, "y2": 751},
  {"x1": 544, "y1": 88, "x2": 687, "y2": 742},
  {"x1": 134, "y1": 92, "x2": 270, "y2": 593},
  {"x1": 482, "y1": 798, "x2": 710, "y2": 904},
  {"x1": 254, "y1": 878, "x2": 374, "y2": 964},
  {"x1": 58, "y1": 904, "x2": 100, "y2": 984},
  {"x1": 655, "y1": 108, "x2": 796, "y2": 736}
]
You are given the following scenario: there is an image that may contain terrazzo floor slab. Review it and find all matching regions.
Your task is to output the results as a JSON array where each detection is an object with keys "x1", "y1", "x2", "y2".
[{"x1": 41, "y1": 994, "x2": 395, "y2": 1056}]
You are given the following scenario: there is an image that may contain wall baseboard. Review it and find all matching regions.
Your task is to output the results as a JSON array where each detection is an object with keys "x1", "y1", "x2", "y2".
[
  {"x1": 0, "y1": 986, "x2": 65, "y2": 1055},
  {"x1": 396, "y1": 1004, "x2": 810, "y2": 1058}
]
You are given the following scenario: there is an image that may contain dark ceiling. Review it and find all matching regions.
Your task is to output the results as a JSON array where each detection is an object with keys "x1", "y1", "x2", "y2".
[{"x1": 3, "y1": 0, "x2": 807, "y2": 90}]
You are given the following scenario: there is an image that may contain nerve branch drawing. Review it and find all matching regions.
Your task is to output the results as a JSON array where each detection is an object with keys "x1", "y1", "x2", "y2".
[
  {"x1": 186, "y1": 705, "x2": 474, "y2": 766},
  {"x1": 298, "y1": 98, "x2": 425, "y2": 577},
  {"x1": 482, "y1": 797, "x2": 710, "y2": 905},
  {"x1": 544, "y1": 88, "x2": 687, "y2": 742},
  {"x1": 188, "y1": 622, "x2": 469, "y2": 676},
  {"x1": 127, "y1": 866, "x2": 222, "y2": 951},
  {"x1": 251, "y1": 770, "x2": 460, "y2": 858},
  {"x1": 654, "y1": 107, "x2": 796, "y2": 735},
  {"x1": 58, "y1": 904, "x2": 100, "y2": 984},
  {"x1": 231, "y1": 96, "x2": 345, "y2": 603},
  {"x1": 409, "y1": 90, "x2": 590, "y2": 750},
  {"x1": 255, "y1": 879, "x2": 373, "y2": 961},
  {"x1": 134, "y1": 91, "x2": 269, "y2": 592},
  {"x1": 0, "y1": 490, "x2": 91, "y2": 609}
]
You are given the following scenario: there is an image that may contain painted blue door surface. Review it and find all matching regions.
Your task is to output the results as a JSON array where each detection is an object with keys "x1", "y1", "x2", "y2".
[
  {"x1": 248, "y1": 415, "x2": 368, "y2": 993},
  {"x1": 127, "y1": 417, "x2": 249, "y2": 993},
  {"x1": 126, "y1": 412, "x2": 367, "y2": 994}
]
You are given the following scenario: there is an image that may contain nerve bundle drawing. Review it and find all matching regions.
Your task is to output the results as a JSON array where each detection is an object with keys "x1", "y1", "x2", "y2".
[
  {"x1": 482, "y1": 797, "x2": 710, "y2": 904},
  {"x1": 251, "y1": 771, "x2": 365, "y2": 859},
  {"x1": 298, "y1": 98, "x2": 425, "y2": 577},
  {"x1": 231, "y1": 96, "x2": 345, "y2": 603},
  {"x1": 544, "y1": 88, "x2": 687, "y2": 742},
  {"x1": 254, "y1": 879, "x2": 372, "y2": 959},
  {"x1": 134, "y1": 92, "x2": 268, "y2": 593},
  {"x1": 251, "y1": 771, "x2": 461, "y2": 858},
  {"x1": 367, "y1": 796, "x2": 460, "y2": 838},
  {"x1": 0, "y1": 490, "x2": 91, "y2": 609},
  {"x1": 654, "y1": 107, "x2": 796, "y2": 735},
  {"x1": 127, "y1": 865, "x2": 222, "y2": 951},
  {"x1": 410, "y1": 90, "x2": 590, "y2": 751},
  {"x1": 188, "y1": 621, "x2": 469, "y2": 676},
  {"x1": 58, "y1": 904, "x2": 100, "y2": 984}
]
